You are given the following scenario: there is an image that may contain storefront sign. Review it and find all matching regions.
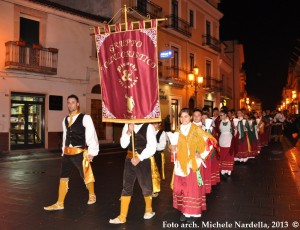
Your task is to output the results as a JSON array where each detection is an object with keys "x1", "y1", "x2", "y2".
[{"x1": 159, "y1": 50, "x2": 173, "y2": 59}]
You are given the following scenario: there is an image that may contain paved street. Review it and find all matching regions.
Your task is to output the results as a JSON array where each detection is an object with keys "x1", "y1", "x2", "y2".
[{"x1": 0, "y1": 140, "x2": 300, "y2": 230}]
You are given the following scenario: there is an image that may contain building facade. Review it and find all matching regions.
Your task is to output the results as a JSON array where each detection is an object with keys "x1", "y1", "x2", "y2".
[
  {"x1": 0, "y1": 0, "x2": 247, "y2": 152},
  {"x1": 0, "y1": 0, "x2": 111, "y2": 152},
  {"x1": 279, "y1": 39, "x2": 300, "y2": 114}
]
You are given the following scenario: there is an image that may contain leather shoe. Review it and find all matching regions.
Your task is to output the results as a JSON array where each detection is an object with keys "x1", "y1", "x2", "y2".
[
  {"x1": 186, "y1": 217, "x2": 197, "y2": 223},
  {"x1": 180, "y1": 214, "x2": 187, "y2": 222}
]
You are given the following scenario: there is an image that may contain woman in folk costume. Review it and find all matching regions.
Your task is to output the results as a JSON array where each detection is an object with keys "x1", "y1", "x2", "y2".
[
  {"x1": 246, "y1": 114, "x2": 259, "y2": 158},
  {"x1": 254, "y1": 111, "x2": 264, "y2": 153},
  {"x1": 262, "y1": 110, "x2": 271, "y2": 146},
  {"x1": 234, "y1": 109, "x2": 250, "y2": 162},
  {"x1": 202, "y1": 111, "x2": 220, "y2": 189},
  {"x1": 218, "y1": 109, "x2": 235, "y2": 176},
  {"x1": 192, "y1": 109, "x2": 212, "y2": 194},
  {"x1": 203, "y1": 112, "x2": 221, "y2": 186},
  {"x1": 170, "y1": 108, "x2": 217, "y2": 223}
]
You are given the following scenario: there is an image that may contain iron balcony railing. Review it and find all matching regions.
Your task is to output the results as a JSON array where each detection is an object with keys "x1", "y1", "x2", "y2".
[
  {"x1": 221, "y1": 86, "x2": 233, "y2": 99},
  {"x1": 132, "y1": 0, "x2": 162, "y2": 18},
  {"x1": 165, "y1": 14, "x2": 192, "y2": 37},
  {"x1": 158, "y1": 64, "x2": 186, "y2": 87},
  {"x1": 202, "y1": 34, "x2": 221, "y2": 52},
  {"x1": 5, "y1": 41, "x2": 58, "y2": 75},
  {"x1": 202, "y1": 76, "x2": 222, "y2": 92}
]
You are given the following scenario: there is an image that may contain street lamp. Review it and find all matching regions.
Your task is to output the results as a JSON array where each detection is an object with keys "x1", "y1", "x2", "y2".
[{"x1": 188, "y1": 66, "x2": 203, "y2": 107}]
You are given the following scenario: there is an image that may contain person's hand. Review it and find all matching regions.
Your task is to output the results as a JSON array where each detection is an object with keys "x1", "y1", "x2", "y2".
[
  {"x1": 127, "y1": 123, "x2": 134, "y2": 135},
  {"x1": 88, "y1": 155, "x2": 94, "y2": 162},
  {"x1": 131, "y1": 157, "x2": 140, "y2": 166},
  {"x1": 170, "y1": 145, "x2": 177, "y2": 153}
]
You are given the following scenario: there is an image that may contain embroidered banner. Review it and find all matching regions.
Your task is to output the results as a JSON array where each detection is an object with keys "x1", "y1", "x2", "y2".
[{"x1": 94, "y1": 20, "x2": 161, "y2": 123}]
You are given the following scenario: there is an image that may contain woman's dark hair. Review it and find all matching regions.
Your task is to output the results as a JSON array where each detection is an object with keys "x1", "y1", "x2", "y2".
[
  {"x1": 179, "y1": 108, "x2": 192, "y2": 117},
  {"x1": 193, "y1": 108, "x2": 202, "y2": 114},
  {"x1": 220, "y1": 108, "x2": 228, "y2": 115}
]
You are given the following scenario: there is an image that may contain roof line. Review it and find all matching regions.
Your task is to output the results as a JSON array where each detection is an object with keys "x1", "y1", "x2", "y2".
[{"x1": 28, "y1": 0, "x2": 111, "y2": 22}]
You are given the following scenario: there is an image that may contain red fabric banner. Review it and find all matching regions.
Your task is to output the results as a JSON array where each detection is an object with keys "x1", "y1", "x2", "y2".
[{"x1": 94, "y1": 20, "x2": 161, "y2": 123}]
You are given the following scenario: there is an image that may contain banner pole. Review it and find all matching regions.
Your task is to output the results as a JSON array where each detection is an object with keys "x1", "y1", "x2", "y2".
[
  {"x1": 124, "y1": 4, "x2": 128, "y2": 31},
  {"x1": 131, "y1": 129, "x2": 135, "y2": 156}
]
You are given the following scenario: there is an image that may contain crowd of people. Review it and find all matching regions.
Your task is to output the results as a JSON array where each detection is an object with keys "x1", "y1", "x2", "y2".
[
  {"x1": 158, "y1": 106, "x2": 299, "y2": 223},
  {"x1": 44, "y1": 95, "x2": 299, "y2": 225}
]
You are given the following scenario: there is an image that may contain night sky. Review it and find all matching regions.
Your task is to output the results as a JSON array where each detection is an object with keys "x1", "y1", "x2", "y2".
[{"x1": 218, "y1": 0, "x2": 300, "y2": 110}]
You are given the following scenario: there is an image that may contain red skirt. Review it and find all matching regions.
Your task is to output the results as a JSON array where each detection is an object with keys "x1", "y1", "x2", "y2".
[
  {"x1": 203, "y1": 157, "x2": 212, "y2": 194},
  {"x1": 257, "y1": 133, "x2": 263, "y2": 151},
  {"x1": 219, "y1": 147, "x2": 234, "y2": 171},
  {"x1": 210, "y1": 151, "x2": 220, "y2": 185},
  {"x1": 173, "y1": 169, "x2": 206, "y2": 215},
  {"x1": 235, "y1": 138, "x2": 249, "y2": 159},
  {"x1": 250, "y1": 141, "x2": 259, "y2": 157}
]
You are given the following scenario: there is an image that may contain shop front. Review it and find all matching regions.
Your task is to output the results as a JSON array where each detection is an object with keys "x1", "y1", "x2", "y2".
[{"x1": 10, "y1": 93, "x2": 45, "y2": 150}]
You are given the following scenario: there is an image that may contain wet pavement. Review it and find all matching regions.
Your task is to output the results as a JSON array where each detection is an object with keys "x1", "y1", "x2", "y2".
[{"x1": 0, "y1": 139, "x2": 300, "y2": 230}]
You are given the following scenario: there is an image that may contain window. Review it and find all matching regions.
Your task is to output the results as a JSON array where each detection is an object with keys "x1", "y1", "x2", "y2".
[
  {"x1": 137, "y1": 0, "x2": 147, "y2": 15},
  {"x1": 172, "y1": 0, "x2": 179, "y2": 28},
  {"x1": 171, "y1": 46, "x2": 179, "y2": 77},
  {"x1": 206, "y1": 60, "x2": 212, "y2": 77},
  {"x1": 206, "y1": 60, "x2": 212, "y2": 87},
  {"x1": 172, "y1": 0, "x2": 178, "y2": 17},
  {"x1": 189, "y1": 53, "x2": 194, "y2": 71},
  {"x1": 206, "y1": 20, "x2": 211, "y2": 36},
  {"x1": 189, "y1": 10, "x2": 194, "y2": 27},
  {"x1": 20, "y1": 17, "x2": 39, "y2": 44}
]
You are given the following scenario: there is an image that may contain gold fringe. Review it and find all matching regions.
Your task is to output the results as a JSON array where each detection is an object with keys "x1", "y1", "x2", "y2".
[
  {"x1": 82, "y1": 150, "x2": 95, "y2": 184},
  {"x1": 161, "y1": 152, "x2": 165, "y2": 180},
  {"x1": 150, "y1": 156, "x2": 161, "y2": 193}
]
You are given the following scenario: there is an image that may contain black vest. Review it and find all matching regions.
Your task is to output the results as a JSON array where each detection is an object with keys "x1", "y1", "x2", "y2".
[
  {"x1": 156, "y1": 130, "x2": 163, "y2": 143},
  {"x1": 65, "y1": 113, "x2": 86, "y2": 148},
  {"x1": 127, "y1": 124, "x2": 149, "y2": 154}
]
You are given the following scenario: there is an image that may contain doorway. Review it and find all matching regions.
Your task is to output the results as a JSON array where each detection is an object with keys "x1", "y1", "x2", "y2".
[
  {"x1": 10, "y1": 93, "x2": 45, "y2": 149},
  {"x1": 91, "y1": 99, "x2": 106, "y2": 140},
  {"x1": 171, "y1": 99, "x2": 179, "y2": 131}
]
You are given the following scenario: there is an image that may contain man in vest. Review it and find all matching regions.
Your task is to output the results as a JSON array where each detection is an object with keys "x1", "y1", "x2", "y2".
[
  {"x1": 109, "y1": 123, "x2": 157, "y2": 224},
  {"x1": 44, "y1": 94, "x2": 99, "y2": 211}
]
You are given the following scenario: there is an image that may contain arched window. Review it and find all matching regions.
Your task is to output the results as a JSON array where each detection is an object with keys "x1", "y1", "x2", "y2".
[{"x1": 91, "y1": 84, "x2": 101, "y2": 94}]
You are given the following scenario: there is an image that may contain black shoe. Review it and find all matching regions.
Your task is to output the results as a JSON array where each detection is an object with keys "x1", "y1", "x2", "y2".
[
  {"x1": 186, "y1": 217, "x2": 198, "y2": 223},
  {"x1": 180, "y1": 214, "x2": 187, "y2": 222},
  {"x1": 220, "y1": 174, "x2": 227, "y2": 180}
]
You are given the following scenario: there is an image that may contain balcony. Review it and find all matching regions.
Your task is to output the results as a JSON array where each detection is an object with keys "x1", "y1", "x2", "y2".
[
  {"x1": 165, "y1": 15, "x2": 191, "y2": 37},
  {"x1": 202, "y1": 76, "x2": 222, "y2": 92},
  {"x1": 158, "y1": 64, "x2": 186, "y2": 88},
  {"x1": 221, "y1": 86, "x2": 233, "y2": 99},
  {"x1": 202, "y1": 34, "x2": 221, "y2": 52},
  {"x1": 132, "y1": 0, "x2": 162, "y2": 18},
  {"x1": 5, "y1": 41, "x2": 58, "y2": 75}
]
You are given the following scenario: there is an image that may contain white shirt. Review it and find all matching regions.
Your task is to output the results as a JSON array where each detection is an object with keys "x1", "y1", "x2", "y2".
[
  {"x1": 62, "y1": 113, "x2": 99, "y2": 156},
  {"x1": 155, "y1": 130, "x2": 167, "y2": 151},
  {"x1": 120, "y1": 123, "x2": 156, "y2": 161}
]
